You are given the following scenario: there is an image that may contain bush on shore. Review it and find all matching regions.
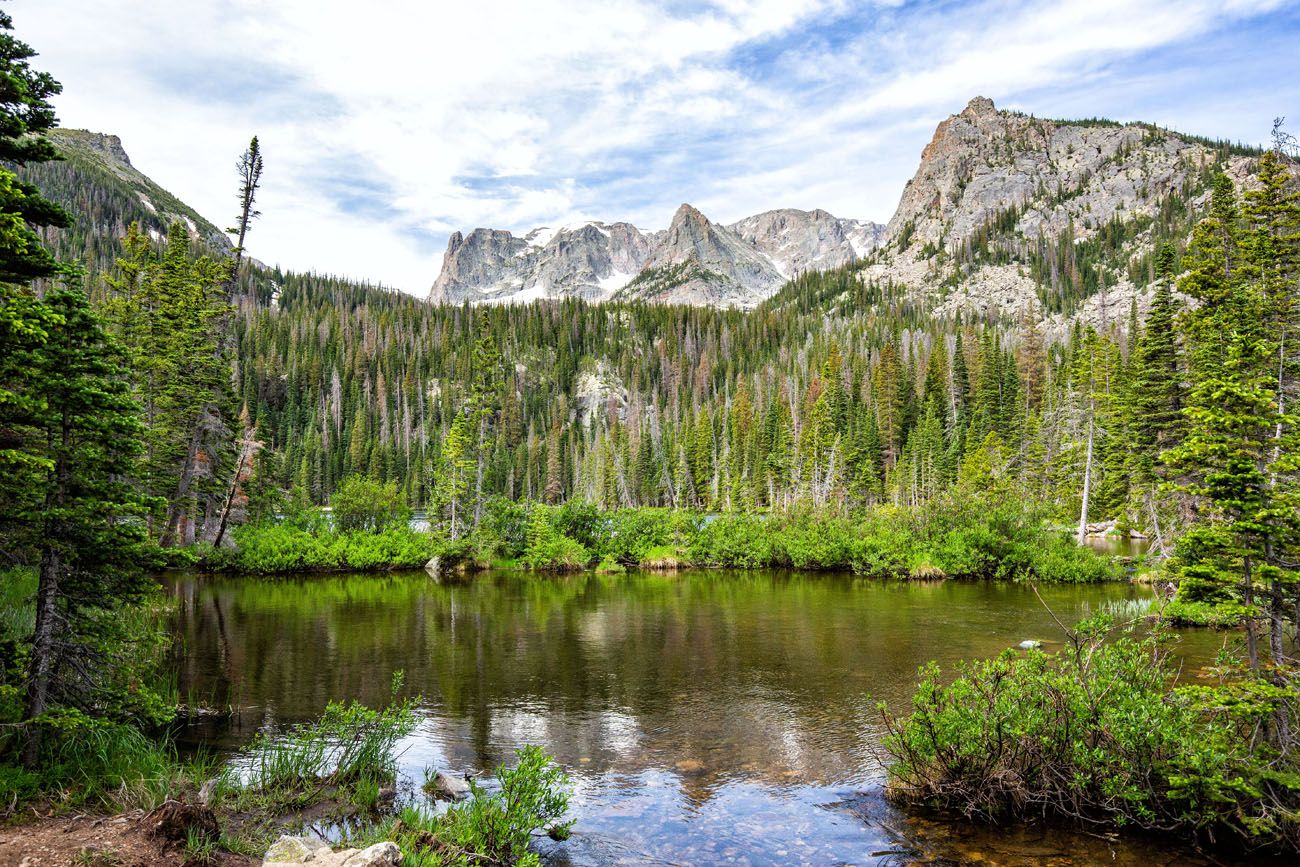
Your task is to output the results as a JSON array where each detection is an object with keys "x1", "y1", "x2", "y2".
[
  {"x1": 201, "y1": 522, "x2": 439, "y2": 573},
  {"x1": 202, "y1": 492, "x2": 1119, "y2": 582},
  {"x1": 376, "y1": 746, "x2": 572, "y2": 867},
  {"x1": 880, "y1": 615, "x2": 1300, "y2": 852}
]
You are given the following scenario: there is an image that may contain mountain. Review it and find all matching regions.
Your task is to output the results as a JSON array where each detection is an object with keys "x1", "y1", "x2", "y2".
[
  {"x1": 17, "y1": 129, "x2": 231, "y2": 273},
  {"x1": 429, "y1": 205, "x2": 884, "y2": 308},
  {"x1": 24, "y1": 100, "x2": 1269, "y2": 327},
  {"x1": 729, "y1": 207, "x2": 883, "y2": 275},
  {"x1": 429, "y1": 220, "x2": 662, "y2": 304},
  {"x1": 854, "y1": 96, "x2": 1262, "y2": 330},
  {"x1": 616, "y1": 204, "x2": 786, "y2": 306}
]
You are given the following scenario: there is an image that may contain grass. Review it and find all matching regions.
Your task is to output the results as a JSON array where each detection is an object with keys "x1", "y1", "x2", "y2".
[
  {"x1": 214, "y1": 691, "x2": 418, "y2": 814},
  {"x1": 0, "y1": 711, "x2": 212, "y2": 813},
  {"x1": 0, "y1": 567, "x2": 36, "y2": 642},
  {"x1": 355, "y1": 746, "x2": 572, "y2": 867}
]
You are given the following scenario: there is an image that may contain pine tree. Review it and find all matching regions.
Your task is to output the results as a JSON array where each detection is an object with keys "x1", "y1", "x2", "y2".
[
  {"x1": 8, "y1": 288, "x2": 154, "y2": 766},
  {"x1": 1167, "y1": 175, "x2": 1297, "y2": 673},
  {"x1": 229, "y1": 136, "x2": 263, "y2": 279},
  {"x1": 437, "y1": 413, "x2": 473, "y2": 538}
]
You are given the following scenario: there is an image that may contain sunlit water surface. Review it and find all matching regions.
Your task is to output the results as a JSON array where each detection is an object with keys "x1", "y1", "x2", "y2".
[{"x1": 166, "y1": 569, "x2": 1244, "y2": 866}]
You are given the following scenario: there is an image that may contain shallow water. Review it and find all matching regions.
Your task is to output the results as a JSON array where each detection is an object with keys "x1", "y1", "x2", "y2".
[{"x1": 166, "y1": 569, "x2": 1244, "y2": 865}]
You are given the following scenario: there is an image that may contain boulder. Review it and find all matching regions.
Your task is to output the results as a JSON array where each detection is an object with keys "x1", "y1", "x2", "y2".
[
  {"x1": 341, "y1": 843, "x2": 402, "y2": 866},
  {"x1": 1018, "y1": 639, "x2": 1042, "y2": 650},
  {"x1": 263, "y1": 835, "x2": 321, "y2": 864},
  {"x1": 428, "y1": 770, "x2": 471, "y2": 801},
  {"x1": 263, "y1": 837, "x2": 400, "y2": 867}
]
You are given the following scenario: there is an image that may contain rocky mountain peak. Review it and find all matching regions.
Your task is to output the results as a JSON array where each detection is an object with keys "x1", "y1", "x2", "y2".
[
  {"x1": 59, "y1": 130, "x2": 134, "y2": 168},
  {"x1": 430, "y1": 204, "x2": 881, "y2": 308},
  {"x1": 961, "y1": 95, "x2": 997, "y2": 119},
  {"x1": 34, "y1": 129, "x2": 231, "y2": 254},
  {"x1": 865, "y1": 95, "x2": 1263, "y2": 332},
  {"x1": 670, "y1": 202, "x2": 708, "y2": 224}
]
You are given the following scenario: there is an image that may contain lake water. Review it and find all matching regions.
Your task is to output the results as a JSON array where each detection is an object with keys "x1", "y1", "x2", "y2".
[{"x1": 165, "y1": 569, "x2": 1243, "y2": 866}]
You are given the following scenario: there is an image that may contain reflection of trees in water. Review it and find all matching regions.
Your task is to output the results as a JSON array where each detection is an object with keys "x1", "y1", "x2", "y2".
[{"x1": 167, "y1": 571, "x2": 1162, "y2": 793}]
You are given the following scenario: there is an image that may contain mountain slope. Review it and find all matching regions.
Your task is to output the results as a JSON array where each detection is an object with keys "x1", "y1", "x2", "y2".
[
  {"x1": 17, "y1": 129, "x2": 231, "y2": 273},
  {"x1": 857, "y1": 96, "x2": 1262, "y2": 327},
  {"x1": 616, "y1": 204, "x2": 787, "y2": 306},
  {"x1": 729, "y1": 208, "x2": 883, "y2": 276},
  {"x1": 428, "y1": 205, "x2": 883, "y2": 308},
  {"x1": 429, "y1": 221, "x2": 661, "y2": 304}
]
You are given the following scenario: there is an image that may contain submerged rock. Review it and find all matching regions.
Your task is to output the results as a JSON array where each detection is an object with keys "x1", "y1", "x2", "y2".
[{"x1": 428, "y1": 770, "x2": 471, "y2": 801}]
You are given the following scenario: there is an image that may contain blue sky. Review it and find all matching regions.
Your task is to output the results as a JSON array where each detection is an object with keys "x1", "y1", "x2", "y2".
[{"x1": 14, "y1": 0, "x2": 1300, "y2": 293}]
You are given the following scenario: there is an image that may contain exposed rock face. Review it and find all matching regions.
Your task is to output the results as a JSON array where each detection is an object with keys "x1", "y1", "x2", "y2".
[
  {"x1": 429, "y1": 221, "x2": 660, "y2": 304},
  {"x1": 573, "y1": 360, "x2": 626, "y2": 427},
  {"x1": 619, "y1": 204, "x2": 787, "y2": 307},
  {"x1": 884, "y1": 95, "x2": 1230, "y2": 249},
  {"x1": 863, "y1": 96, "x2": 1257, "y2": 323},
  {"x1": 728, "y1": 208, "x2": 884, "y2": 277},
  {"x1": 71, "y1": 131, "x2": 134, "y2": 167},
  {"x1": 44, "y1": 129, "x2": 233, "y2": 252},
  {"x1": 429, "y1": 205, "x2": 881, "y2": 308}
]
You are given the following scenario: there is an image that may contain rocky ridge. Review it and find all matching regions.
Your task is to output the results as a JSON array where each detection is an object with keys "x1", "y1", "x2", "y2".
[
  {"x1": 429, "y1": 205, "x2": 883, "y2": 308},
  {"x1": 859, "y1": 96, "x2": 1259, "y2": 332},
  {"x1": 41, "y1": 129, "x2": 233, "y2": 252}
]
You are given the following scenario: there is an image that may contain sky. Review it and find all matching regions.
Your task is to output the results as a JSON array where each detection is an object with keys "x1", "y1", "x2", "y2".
[{"x1": 14, "y1": 0, "x2": 1300, "y2": 294}]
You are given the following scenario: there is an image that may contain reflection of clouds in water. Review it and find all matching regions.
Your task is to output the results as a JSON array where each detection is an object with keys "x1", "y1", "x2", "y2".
[
  {"x1": 577, "y1": 608, "x2": 614, "y2": 647},
  {"x1": 171, "y1": 571, "x2": 1224, "y2": 866},
  {"x1": 491, "y1": 704, "x2": 551, "y2": 746},
  {"x1": 597, "y1": 709, "x2": 641, "y2": 756}
]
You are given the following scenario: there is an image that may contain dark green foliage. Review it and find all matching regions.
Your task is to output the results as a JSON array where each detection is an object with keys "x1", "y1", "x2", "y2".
[
  {"x1": 882, "y1": 616, "x2": 1300, "y2": 851},
  {"x1": 211, "y1": 521, "x2": 437, "y2": 573},
  {"x1": 330, "y1": 474, "x2": 410, "y2": 533},
  {"x1": 0, "y1": 287, "x2": 162, "y2": 761},
  {"x1": 388, "y1": 746, "x2": 571, "y2": 867},
  {"x1": 99, "y1": 223, "x2": 235, "y2": 544}
]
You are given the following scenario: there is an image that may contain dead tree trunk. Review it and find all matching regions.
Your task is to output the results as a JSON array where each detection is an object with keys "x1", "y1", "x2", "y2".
[{"x1": 1076, "y1": 403, "x2": 1094, "y2": 545}]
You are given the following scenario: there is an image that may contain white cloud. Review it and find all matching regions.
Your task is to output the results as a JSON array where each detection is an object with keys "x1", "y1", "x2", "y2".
[{"x1": 10, "y1": 0, "x2": 1295, "y2": 293}]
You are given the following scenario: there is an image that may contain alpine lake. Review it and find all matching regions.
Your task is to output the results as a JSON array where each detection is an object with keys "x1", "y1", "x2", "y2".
[{"x1": 164, "y1": 562, "x2": 1250, "y2": 866}]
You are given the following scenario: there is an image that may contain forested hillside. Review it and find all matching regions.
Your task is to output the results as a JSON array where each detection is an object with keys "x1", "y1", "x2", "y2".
[{"x1": 16, "y1": 110, "x2": 1286, "y2": 550}]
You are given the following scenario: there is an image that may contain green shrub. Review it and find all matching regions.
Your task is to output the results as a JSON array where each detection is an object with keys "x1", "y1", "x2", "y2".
[
  {"x1": 1163, "y1": 596, "x2": 1250, "y2": 627},
  {"x1": 219, "y1": 678, "x2": 418, "y2": 808},
  {"x1": 553, "y1": 500, "x2": 606, "y2": 551},
  {"x1": 222, "y1": 523, "x2": 437, "y2": 574},
  {"x1": 522, "y1": 535, "x2": 590, "y2": 572},
  {"x1": 521, "y1": 505, "x2": 590, "y2": 571},
  {"x1": 779, "y1": 513, "x2": 857, "y2": 570},
  {"x1": 881, "y1": 616, "x2": 1300, "y2": 850},
  {"x1": 1030, "y1": 539, "x2": 1120, "y2": 583},
  {"x1": 479, "y1": 496, "x2": 530, "y2": 559},
  {"x1": 330, "y1": 475, "x2": 411, "y2": 533},
  {"x1": 595, "y1": 555, "x2": 626, "y2": 574},
  {"x1": 385, "y1": 746, "x2": 572, "y2": 867},
  {"x1": 687, "y1": 513, "x2": 775, "y2": 568},
  {"x1": 601, "y1": 508, "x2": 697, "y2": 564}
]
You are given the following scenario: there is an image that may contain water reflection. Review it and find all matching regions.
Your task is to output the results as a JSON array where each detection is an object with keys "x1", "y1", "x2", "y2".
[{"x1": 166, "y1": 570, "x2": 1238, "y2": 865}]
